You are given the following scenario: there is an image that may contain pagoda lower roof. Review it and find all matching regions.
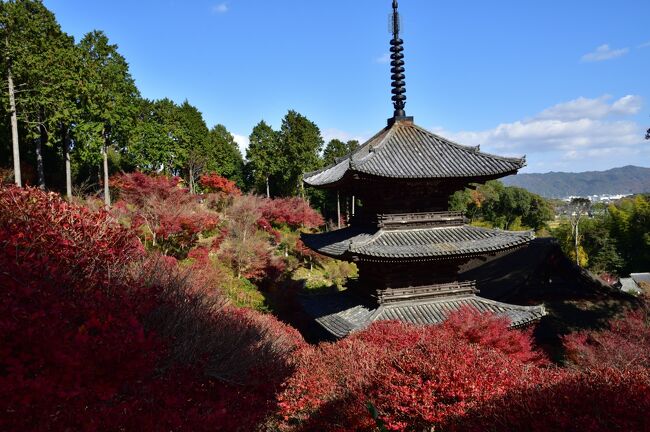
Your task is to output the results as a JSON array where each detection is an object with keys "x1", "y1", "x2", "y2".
[
  {"x1": 301, "y1": 224, "x2": 534, "y2": 261},
  {"x1": 304, "y1": 120, "x2": 525, "y2": 187},
  {"x1": 300, "y1": 291, "x2": 546, "y2": 338}
]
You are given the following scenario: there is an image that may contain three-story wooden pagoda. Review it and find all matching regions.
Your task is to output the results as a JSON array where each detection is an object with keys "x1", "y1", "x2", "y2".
[{"x1": 300, "y1": 0, "x2": 545, "y2": 338}]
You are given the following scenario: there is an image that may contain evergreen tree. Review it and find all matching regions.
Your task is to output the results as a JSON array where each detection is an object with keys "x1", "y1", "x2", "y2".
[
  {"x1": 77, "y1": 30, "x2": 139, "y2": 206},
  {"x1": 1, "y1": 0, "x2": 75, "y2": 189},
  {"x1": 246, "y1": 120, "x2": 280, "y2": 197},
  {"x1": 127, "y1": 98, "x2": 180, "y2": 175},
  {"x1": 322, "y1": 138, "x2": 360, "y2": 166},
  {"x1": 277, "y1": 110, "x2": 323, "y2": 197},
  {"x1": 207, "y1": 124, "x2": 245, "y2": 188},
  {"x1": 177, "y1": 101, "x2": 209, "y2": 192}
]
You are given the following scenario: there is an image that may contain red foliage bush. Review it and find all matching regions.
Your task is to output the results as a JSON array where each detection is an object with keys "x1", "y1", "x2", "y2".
[
  {"x1": 199, "y1": 172, "x2": 241, "y2": 196},
  {"x1": 563, "y1": 305, "x2": 650, "y2": 371},
  {"x1": 260, "y1": 197, "x2": 324, "y2": 229},
  {"x1": 0, "y1": 185, "x2": 143, "y2": 286},
  {"x1": 443, "y1": 307, "x2": 548, "y2": 365},
  {"x1": 111, "y1": 172, "x2": 219, "y2": 258},
  {"x1": 446, "y1": 367, "x2": 650, "y2": 432},
  {"x1": 0, "y1": 185, "x2": 304, "y2": 431},
  {"x1": 274, "y1": 309, "x2": 546, "y2": 431}
]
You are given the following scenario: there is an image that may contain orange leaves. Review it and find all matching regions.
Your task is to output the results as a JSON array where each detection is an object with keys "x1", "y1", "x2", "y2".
[{"x1": 199, "y1": 172, "x2": 241, "y2": 196}]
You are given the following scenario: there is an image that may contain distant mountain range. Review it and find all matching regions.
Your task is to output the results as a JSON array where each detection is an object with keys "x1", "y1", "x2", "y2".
[{"x1": 502, "y1": 165, "x2": 650, "y2": 198}]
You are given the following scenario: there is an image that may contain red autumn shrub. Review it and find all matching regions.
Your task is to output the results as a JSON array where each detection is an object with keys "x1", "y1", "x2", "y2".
[
  {"x1": 0, "y1": 185, "x2": 143, "y2": 286},
  {"x1": 111, "y1": 172, "x2": 219, "y2": 258},
  {"x1": 260, "y1": 197, "x2": 324, "y2": 229},
  {"x1": 294, "y1": 238, "x2": 325, "y2": 267},
  {"x1": 199, "y1": 172, "x2": 241, "y2": 196},
  {"x1": 219, "y1": 195, "x2": 279, "y2": 280},
  {"x1": 274, "y1": 309, "x2": 545, "y2": 432},
  {"x1": 446, "y1": 367, "x2": 650, "y2": 432},
  {"x1": 563, "y1": 305, "x2": 650, "y2": 371},
  {"x1": 0, "y1": 185, "x2": 305, "y2": 431},
  {"x1": 443, "y1": 306, "x2": 548, "y2": 365}
]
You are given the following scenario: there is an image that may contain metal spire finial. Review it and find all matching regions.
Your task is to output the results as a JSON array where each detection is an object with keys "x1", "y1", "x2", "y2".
[{"x1": 390, "y1": 0, "x2": 407, "y2": 119}]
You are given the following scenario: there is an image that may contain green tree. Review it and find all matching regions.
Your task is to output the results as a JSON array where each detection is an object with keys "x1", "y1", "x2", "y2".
[
  {"x1": 177, "y1": 101, "x2": 210, "y2": 192},
  {"x1": 127, "y1": 98, "x2": 180, "y2": 175},
  {"x1": 449, "y1": 180, "x2": 552, "y2": 231},
  {"x1": 246, "y1": 120, "x2": 280, "y2": 197},
  {"x1": 205, "y1": 124, "x2": 244, "y2": 188},
  {"x1": 277, "y1": 110, "x2": 323, "y2": 197},
  {"x1": 322, "y1": 138, "x2": 359, "y2": 166},
  {"x1": 1, "y1": 0, "x2": 75, "y2": 189},
  {"x1": 608, "y1": 195, "x2": 650, "y2": 273},
  {"x1": 77, "y1": 30, "x2": 139, "y2": 206}
]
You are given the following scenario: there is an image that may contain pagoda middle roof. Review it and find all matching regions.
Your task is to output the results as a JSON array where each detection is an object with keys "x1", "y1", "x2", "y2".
[
  {"x1": 300, "y1": 291, "x2": 546, "y2": 338},
  {"x1": 301, "y1": 224, "x2": 534, "y2": 261},
  {"x1": 304, "y1": 120, "x2": 526, "y2": 187}
]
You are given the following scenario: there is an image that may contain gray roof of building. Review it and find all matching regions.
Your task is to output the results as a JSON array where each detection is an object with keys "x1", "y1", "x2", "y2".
[
  {"x1": 631, "y1": 273, "x2": 650, "y2": 284},
  {"x1": 300, "y1": 291, "x2": 546, "y2": 338},
  {"x1": 301, "y1": 225, "x2": 534, "y2": 261},
  {"x1": 620, "y1": 278, "x2": 642, "y2": 295},
  {"x1": 304, "y1": 121, "x2": 526, "y2": 187}
]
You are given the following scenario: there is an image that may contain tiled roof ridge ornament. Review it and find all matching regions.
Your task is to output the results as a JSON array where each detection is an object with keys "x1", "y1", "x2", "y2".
[{"x1": 389, "y1": 0, "x2": 413, "y2": 125}]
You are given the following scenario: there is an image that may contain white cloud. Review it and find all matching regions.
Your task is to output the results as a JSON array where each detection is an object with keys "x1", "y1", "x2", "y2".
[
  {"x1": 581, "y1": 44, "x2": 629, "y2": 62},
  {"x1": 436, "y1": 95, "x2": 647, "y2": 168},
  {"x1": 638, "y1": 41, "x2": 650, "y2": 48},
  {"x1": 232, "y1": 134, "x2": 249, "y2": 155},
  {"x1": 212, "y1": 3, "x2": 228, "y2": 13},
  {"x1": 375, "y1": 53, "x2": 391, "y2": 64},
  {"x1": 611, "y1": 95, "x2": 643, "y2": 115},
  {"x1": 322, "y1": 128, "x2": 370, "y2": 144},
  {"x1": 536, "y1": 95, "x2": 642, "y2": 120}
]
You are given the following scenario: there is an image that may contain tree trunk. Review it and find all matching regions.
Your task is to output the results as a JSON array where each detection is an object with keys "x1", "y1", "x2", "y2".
[
  {"x1": 189, "y1": 165, "x2": 194, "y2": 194},
  {"x1": 574, "y1": 219, "x2": 580, "y2": 266},
  {"x1": 337, "y1": 191, "x2": 341, "y2": 229},
  {"x1": 265, "y1": 175, "x2": 270, "y2": 199},
  {"x1": 102, "y1": 130, "x2": 111, "y2": 207},
  {"x1": 36, "y1": 109, "x2": 47, "y2": 189},
  {"x1": 63, "y1": 126, "x2": 72, "y2": 198},
  {"x1": 352, "y1": 195, "x2": 355, "y2": 217},
  {"x1": 7, "y1": 63, "x2": 21, "y2": 187}
]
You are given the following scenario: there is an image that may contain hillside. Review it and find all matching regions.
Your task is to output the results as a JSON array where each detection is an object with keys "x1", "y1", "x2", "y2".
[{"x1": 502, "y1": 165, "x2": 650, "y2": 198}]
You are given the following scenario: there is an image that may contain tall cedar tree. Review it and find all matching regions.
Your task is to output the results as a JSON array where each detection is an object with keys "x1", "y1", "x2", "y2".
[
  {"x1": 277, "y1": 110, "x2": 323, "y2": 197},
  {"x1": 1, "y1": 0, "x2": 74, "y2": 189},
  {"x1": 177, "y1": 101, "x2": 210, "y2": 193},
  {"x1": 246, "y1": 120, "x2": 280, "y2": 197},
  {"x1": 207, "y1": 124, "x2": 245, "y2": 188},
  {"x1": 127, "y1": 98, "x2": 180, "y2": 175},
  {"x1": 77, "y1": 30, "x2": 139, "y2": 206}
]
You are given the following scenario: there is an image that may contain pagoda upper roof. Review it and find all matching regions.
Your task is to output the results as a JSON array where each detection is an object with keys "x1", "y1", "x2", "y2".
[
  {"x1": 300, "y1": 290, "x2": 546, "y2": 338},
  {"x1": 304, "y1": 120, "x2": 526, "y2": 187},
  {"x1": 301, "y1": 223, "x2": 534, "y2": 261}
]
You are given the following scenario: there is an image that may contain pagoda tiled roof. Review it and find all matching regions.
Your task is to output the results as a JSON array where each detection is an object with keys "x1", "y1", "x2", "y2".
[
  {"x1": 304, "y1": 120, "x2": 525, "y2": 187},
  {"x1": 300, "y1": 291, "x2": 546, "y2": 338},
  {"x1": 301, "y1": 224, "x2": 534, "y2": 261}
]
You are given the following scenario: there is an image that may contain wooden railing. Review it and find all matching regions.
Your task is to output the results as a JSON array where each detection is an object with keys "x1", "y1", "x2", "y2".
[
  {"x1": 377, "y1": 280, "x2": 477, "y2": 304},
  {"x1": 377, "y1": 211, "x2": 466, "y2": 229}
]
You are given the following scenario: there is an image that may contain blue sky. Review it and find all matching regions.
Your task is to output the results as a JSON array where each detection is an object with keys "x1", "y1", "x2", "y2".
[{"x1": 44, "y1": 0, "x2": 650, "y2": 173}]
